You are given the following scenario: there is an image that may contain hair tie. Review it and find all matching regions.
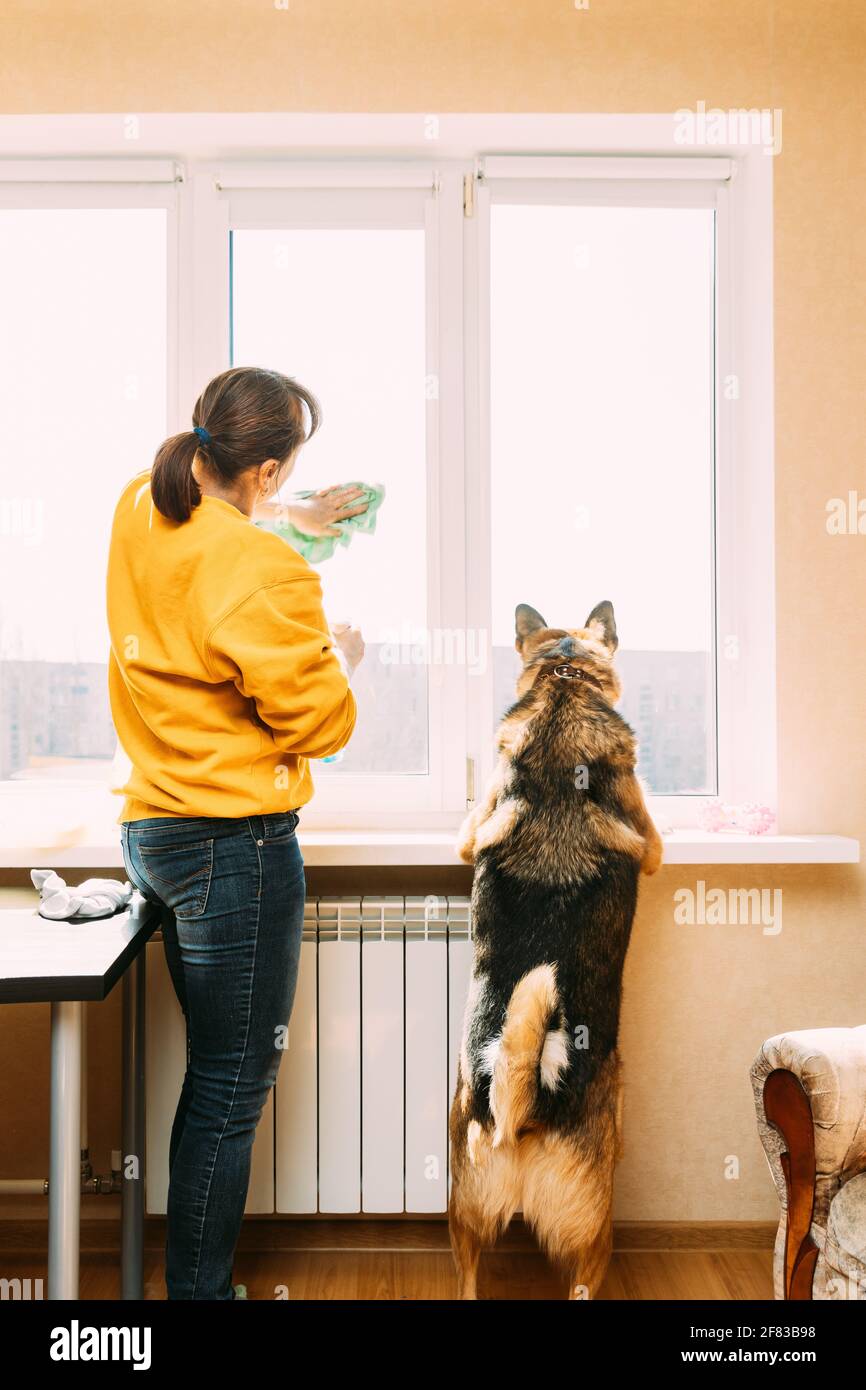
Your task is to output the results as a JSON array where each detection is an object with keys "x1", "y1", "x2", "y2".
[{"x1": 193, "y1": 425, "x2": 212, "y2": 446}]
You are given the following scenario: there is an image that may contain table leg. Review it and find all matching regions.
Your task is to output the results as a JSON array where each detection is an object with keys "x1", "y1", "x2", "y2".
[
  {"x1": 121, "y1": 950, "x2": 146, "y2": 1299},
  {"x1": 48, "y1": 1000, "x2": 82, "y2": 1300}
]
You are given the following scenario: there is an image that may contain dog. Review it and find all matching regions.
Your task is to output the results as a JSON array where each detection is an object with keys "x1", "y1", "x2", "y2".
[{"x1": 449, "y1": 600, "x2": 662, "y2": 1299}]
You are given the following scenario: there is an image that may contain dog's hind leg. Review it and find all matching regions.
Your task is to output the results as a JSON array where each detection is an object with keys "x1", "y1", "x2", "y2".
[
  {"x1": 449, "y1": 1109, "x2": 523, "y2": 1299},
  {"x1": 566, "y1": 1202, "x2": 613, "y2": 1300},
  {"x1": 523, "y1": 1055, "x2": 620, "y2": 1301},
  {"x1": 524, "y1": 1142, "x2": 615, "y2": 1300},
  {"x1": 449, "y1": 1082, "x2": 487, "y2": 1299},
  {"x1": 449, "y1": 1206, "x2": 483, "y2": 1300}
]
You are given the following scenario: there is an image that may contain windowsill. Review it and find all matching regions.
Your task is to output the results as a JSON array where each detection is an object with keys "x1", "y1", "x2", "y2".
[{"x1": 0, "y1": 831, "x2": 858, "y2": 870}]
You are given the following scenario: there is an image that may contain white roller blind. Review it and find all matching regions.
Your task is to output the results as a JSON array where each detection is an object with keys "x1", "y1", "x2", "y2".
[
  {"x1": 215, "y1": 160, "x2": 437, "y2": 190},
  {"x1": 481, "y1": 155, "x2": 732, "y2": 182},
  {"x1": 0, "y1": 159, "x2": 181, "y2": 183}
]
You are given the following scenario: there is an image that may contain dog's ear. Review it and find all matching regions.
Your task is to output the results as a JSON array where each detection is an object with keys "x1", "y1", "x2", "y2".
[
  {"x1": 585, "y1": 600, "x2": 618, "y2": 652},
  {"x1": 515, "y1": 604, "x2": 548, "y2": 647}
]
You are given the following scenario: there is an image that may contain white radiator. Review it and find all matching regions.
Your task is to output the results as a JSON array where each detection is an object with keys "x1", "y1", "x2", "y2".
[{"x1": 145, "y1": 896, "x2": 473, "y2": 1215}]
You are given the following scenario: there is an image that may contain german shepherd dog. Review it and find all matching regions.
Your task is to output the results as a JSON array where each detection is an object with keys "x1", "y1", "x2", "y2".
[{"x1": 449, "y1": 600, "x2": 662, "y2": 1299}]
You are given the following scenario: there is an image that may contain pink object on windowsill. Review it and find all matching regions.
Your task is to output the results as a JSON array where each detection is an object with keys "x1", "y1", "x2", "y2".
[{"x1": 698, "y1": 801, "x2": 776, "y2": 836}]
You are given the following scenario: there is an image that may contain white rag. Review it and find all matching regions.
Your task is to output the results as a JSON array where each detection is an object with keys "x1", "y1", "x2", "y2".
[{"x1": 31, "y1": 869, "x2": 133, "y2": 922}]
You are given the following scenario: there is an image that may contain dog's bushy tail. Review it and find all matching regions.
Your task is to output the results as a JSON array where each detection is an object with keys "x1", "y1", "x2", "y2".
[{"x1": 488, "y1": 963, "x2": 564, "y2": 1147}]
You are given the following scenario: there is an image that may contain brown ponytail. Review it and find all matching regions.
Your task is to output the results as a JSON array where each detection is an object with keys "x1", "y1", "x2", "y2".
[
  {"x1": 150, "y1": 430, "x2": 202, "y2": 524},
  {"x1": 150, "y1": 366, "x2": 321, "y2": 524}
]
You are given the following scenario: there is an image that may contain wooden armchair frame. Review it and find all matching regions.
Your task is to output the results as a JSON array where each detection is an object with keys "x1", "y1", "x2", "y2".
[{"x1": 762, "y1": 1067, "x2": 819, "y2": 1300}]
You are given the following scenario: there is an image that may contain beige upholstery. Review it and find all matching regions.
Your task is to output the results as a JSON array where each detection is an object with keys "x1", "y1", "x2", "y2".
[
  {"x1": 751, "y1": 1026, "x2": 866, "y2": 1300},
  {"x1": 822, "y1": 1172, "x2": 866, "y2": 1296}
]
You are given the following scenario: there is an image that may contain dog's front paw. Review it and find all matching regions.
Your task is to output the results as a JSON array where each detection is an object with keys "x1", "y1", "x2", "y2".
[
  {"x1": 455, "y1": 810, "x2": 478, "y2": 865},
  {"x1": 456, "y1": 835, "x2": 476, "y2": 865},
  {"x1": 641, "y1": 830, "x2": 663, "y2": 875}
]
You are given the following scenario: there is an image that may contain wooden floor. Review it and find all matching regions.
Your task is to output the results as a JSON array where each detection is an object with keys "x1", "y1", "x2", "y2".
[{"x1": 1, "y1": 1218, "x2": 775, "y2": 1300}]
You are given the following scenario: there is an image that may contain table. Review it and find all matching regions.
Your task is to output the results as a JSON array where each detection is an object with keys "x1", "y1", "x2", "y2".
[{"x1": 0, "y1": 896, "x2": 160, "y2": 1299}]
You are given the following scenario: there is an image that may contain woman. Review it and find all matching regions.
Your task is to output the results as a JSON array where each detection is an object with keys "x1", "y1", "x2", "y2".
[{"x1": 107, "y1": 366, "x2": 364, "y2": 1300}]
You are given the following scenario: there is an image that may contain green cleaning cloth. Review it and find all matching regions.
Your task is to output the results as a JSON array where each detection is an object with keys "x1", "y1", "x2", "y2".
[{"x1": 267, "y1": 482, "x2": 385, "y2": 563}]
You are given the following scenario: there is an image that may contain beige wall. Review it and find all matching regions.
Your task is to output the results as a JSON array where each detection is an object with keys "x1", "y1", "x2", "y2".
[{"x1": 1, "y1": 0, "x2": 865, "y2": 1223}]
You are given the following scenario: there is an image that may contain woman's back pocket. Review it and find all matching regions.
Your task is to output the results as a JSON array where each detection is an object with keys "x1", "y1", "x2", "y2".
[{"x1": 139, "y1": 838, "x2": 214, "y2": 919}]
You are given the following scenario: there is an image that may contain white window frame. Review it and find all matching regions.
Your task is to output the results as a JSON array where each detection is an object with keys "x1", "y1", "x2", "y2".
[
  {"x1": 189, "y1": 166, "x2": 468, "y2": 825},
  {"x1": 0, "y1": 118, "x2": 775, "y2": 837},
  {"x1": 467, "y1": 155, "x2": 775, "y2": 828},
  {"x1": 0, "y1": 162, "x2": 181, "y2": 842}
]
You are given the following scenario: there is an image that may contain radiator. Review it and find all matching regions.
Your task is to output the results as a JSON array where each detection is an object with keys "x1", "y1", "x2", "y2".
[{"x1": 145, "y1": 896, "x2": 473, "y2": 1215}]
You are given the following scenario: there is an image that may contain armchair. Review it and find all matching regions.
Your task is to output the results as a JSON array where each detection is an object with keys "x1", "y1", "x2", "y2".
[{"x1": 751, "y1": 1027, "x2": 866, "y2": 1300}]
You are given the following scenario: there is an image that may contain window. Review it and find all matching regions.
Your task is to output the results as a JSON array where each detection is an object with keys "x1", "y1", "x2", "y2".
[
  {"x1": 0, "y1": 201, "x2": 168, "y2": 796},
  {"x1": 199, "y1": 173, "x2": 467, "y2": 822},
  {"x1": 0, "y1": 126, "x2": 774, "y2": 841},
  {"x1": 466, "y1": 150, "x2": 773, "y2": 829}
]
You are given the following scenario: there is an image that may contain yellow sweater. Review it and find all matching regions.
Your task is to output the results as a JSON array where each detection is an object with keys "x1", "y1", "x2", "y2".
[{"x1": 107, "y1": 471, "x2": 357, "y2": 823}]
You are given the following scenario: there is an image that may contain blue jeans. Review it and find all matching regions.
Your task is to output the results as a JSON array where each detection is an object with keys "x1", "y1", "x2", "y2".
[{"x1": 121, "y1": 810, "x2": 305, "y2": 1300}]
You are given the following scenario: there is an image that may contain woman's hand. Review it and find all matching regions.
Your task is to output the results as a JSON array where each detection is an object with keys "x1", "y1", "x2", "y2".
[
  {"x1": 287, "y1": 485, "x2": 370, "y2": 538},
  {"x1": 331, "y1": 622, "x2": 365, "y2": 675}
]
